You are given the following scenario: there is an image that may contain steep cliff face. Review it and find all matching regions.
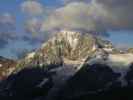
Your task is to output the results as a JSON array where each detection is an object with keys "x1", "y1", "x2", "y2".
[{"x1": 15, "y1": 30, "x2": 114, "y2": 71}]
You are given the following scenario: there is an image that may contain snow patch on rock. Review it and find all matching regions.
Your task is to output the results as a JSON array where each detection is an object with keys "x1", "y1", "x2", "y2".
[
  {"x1": 88, "y1": 52, "x2": 133, "y2": 86},
  {"x1": 108, "y1": 54, "x2": 133, "y2": 67},
  {"x1": 107, "y1": 53, "x2": 133, "y2": 86},
  {"x1": 0, "y1": 64, "x2": 2, "y2": 67},
  {"x1": 103, "y1": 48, "x2": 113, "y2": 52},
  {"x1": 26, "y1": 52, "x2": 36, "y2": 59}
]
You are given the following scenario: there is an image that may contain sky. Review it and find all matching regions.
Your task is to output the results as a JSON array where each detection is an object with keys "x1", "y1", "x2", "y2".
[{"x1": 0, "y1": 0, "x2": 133, "y2": 59}]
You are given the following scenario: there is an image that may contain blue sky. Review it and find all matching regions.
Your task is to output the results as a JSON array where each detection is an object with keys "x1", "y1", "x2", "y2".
[
  {"x1": 0, "y1": 0, "x2": 62, "y2": 59},
  {"x1": 108, "y1": 31, "x2": 133, "y2": 49},
  {"x1": 0, "y1": 0, "x2": 133, "y2": 59}
]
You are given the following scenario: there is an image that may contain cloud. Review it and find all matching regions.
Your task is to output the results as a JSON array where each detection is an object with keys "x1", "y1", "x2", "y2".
[
  {"x1": 0, "y1": 13, "x2": 15, "y2": 33},
  {"x1": 23, "y1": 17, "x2": 49, "y2": 45},
  {"x1": 0, "y1": 32, "x2": 17, "y2": 49},
  {"x1": 21, "y1": 1, "x2": 46, "y2": 40},
  {"x1": 21, "y1": 35, "x2": 44, "y2": 45},
  {"x1": 41, "y1": 2, "x2": 108, "y2": 36},
  {"x1": 12, "y1": 48, "x2": 31, "y2": 59},
  {"x1": 0, "y1": 38, "x2": 8, "y2": 48},
  {"x1": 21, "y1": 1, "x2": 44, "y2": 16},
  {"x1": 115, "y1": 43, "x2": 131, "y2": 50},
  {"x1": 25, "y1": 18, "x2": 42, "y2": 34},
  {"x1": 60, "y1": 0, "x2": 90, "y2": 4},
  {"x1": 91, "y1": 0, "x2": 133, "y2": 30},
  {"x1": 40, "y1": 0, "x2": 133, "y2": 36},
  {"x1": 0, "y1": 13, "x2": 17, "y2": 49}
]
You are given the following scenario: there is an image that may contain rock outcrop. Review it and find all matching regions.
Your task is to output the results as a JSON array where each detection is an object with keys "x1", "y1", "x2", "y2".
[{"x1": 0, "y1": 56, "x2": 16, "y2": 80}]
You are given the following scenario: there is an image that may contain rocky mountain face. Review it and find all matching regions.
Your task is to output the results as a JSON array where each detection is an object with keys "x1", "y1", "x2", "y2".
[
  {"x1": 15, "y1": 30, "x2": 116, "y2": 71},
  {"x1": 0, "y1": 56, "x2": 16, "y2": 80},
  {"x1": 1, "y1": 30, "x2": 133, "y2": 100}
]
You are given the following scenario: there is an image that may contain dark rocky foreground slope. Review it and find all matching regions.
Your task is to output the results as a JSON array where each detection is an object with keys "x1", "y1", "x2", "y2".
[{"x1": 1, "y1": 64, "x2": 133, "y2": 100}]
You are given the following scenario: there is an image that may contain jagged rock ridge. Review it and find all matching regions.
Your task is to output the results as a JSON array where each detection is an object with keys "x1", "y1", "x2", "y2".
[{"x1": 15, "y1": 30, "x2": 115, "y2": 70}]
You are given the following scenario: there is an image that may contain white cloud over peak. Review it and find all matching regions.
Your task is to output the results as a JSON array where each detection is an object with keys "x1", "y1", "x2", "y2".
[
  {"x1": 21, "y1": 1, "x2": 44, "y2": 16},
  {"x1": 0, "y1": 13, "x2": 17, "y2": 48},
  {"x1": 0, "y1": 13, "x2": 16, "y2": 33},
  {"x1": 25, "y1": 18, "x2": 42, "y2": 33},
  {"x1": 40, "y1": 0, "x2": 133, "y2": 36}
]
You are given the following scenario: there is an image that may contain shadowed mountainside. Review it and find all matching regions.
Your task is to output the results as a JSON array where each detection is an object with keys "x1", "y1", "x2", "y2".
[{"x1": 0, "y1": 64, "x2": 133, "y2": 100}]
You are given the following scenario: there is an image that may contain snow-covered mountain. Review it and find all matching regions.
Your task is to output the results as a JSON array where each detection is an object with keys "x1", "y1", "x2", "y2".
[
  {"x1": 1, "y1": 30, "x2": 133, "y2": 100},
  {"x1": 13, "y1": 30, "x2": 133, "y2": 86},
  {"x1": 15, "y1": 30, "x2": 115, "y2": 70}
]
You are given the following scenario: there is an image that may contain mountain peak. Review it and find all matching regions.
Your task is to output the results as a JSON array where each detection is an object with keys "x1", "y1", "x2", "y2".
[
  {"x1": 16, "y1": 30, "x2": 113, "y2": 70},
  {"x1": 3, "y1": 30, "x2": 133, "y2": 99},
  {"x1": 59, "y1": 30, "x2": 81, "y2": 35},
  {"x1": 57, "y1": 30, "x2": 82, "y2": 49}
]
